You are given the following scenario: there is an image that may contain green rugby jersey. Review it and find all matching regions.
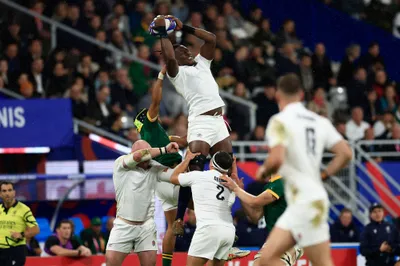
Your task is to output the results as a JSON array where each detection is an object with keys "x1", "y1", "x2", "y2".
[
  {"x1": 134, "y1": 112, "x2": 182, "y2": 167},
  {"x1": 263, "y1": 175, "x2": 287, "y2": 232}
]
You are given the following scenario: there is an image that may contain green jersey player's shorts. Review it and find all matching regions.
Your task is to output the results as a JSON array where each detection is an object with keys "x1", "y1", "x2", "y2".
[{"x1": 134, "y1": 108, "x2": 182, "y2": 168}]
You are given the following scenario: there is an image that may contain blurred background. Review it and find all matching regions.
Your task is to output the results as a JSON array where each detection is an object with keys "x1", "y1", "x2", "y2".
[{"x1": 0, "y1": 0, "x2": 400, "y2": 265}]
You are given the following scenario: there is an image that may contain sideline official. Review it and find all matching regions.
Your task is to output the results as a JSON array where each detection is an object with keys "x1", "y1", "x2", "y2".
[{"x1": 0, "y1": 181, "x2": 39, "y2": 266}]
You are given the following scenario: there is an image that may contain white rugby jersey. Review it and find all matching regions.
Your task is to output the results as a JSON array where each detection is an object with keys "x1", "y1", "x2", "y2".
[
  {"x1": 266, "y1": 102, "x2": 343, "y2": 204},
  {"x1": 112, "y1": 156, "x2": 166, "y2": 222},
  {"x1": 167, "y1": 54, "x2": 225, "y2": 121},
  {"x1": 178, "y1": 169, "x2": 235, "y2": 229}
]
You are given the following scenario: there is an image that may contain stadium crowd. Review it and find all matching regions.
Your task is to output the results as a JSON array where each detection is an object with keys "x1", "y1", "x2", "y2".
[{"x1": 0, "y1": 0, "x2": 399, "y2": 153}]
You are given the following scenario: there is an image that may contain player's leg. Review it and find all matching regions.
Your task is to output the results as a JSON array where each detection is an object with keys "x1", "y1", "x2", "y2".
[
  {"x1": 186, "y1": 256, "x2": 209, "y2": 266},
  {"x1": 162, "y1": 208, "x2": 177, "y2": 266},
  {"x1": 212, "y1": 226, "x2": 236, "y2": 266},
  {"x1": 174, "y1": 140, "x2": 209, "y2": 235},
  {"x1": 137, "y1": 250, "x2": 157, "y2": 266},
  {"x1": 259, "y1": 227, "x2": 296, "y2": 266},
  {"x1": 106, "y1": 218, "x2": 135, "y2": 266},
  {"x1": 208, "y1": 258, "x2": 225, "y2": 266},
  {"x1": 210, "y1": 137, "x2": 233, "y2": 155},
  {"x1": 302, "y1": 241, "x2": 333, "y2": 266}
]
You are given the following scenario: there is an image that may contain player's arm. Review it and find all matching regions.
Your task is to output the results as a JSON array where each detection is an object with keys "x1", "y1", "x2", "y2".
[
  {"x1": 46, "y1": 236, "x2": 81, "y2": 257},
  {"x1": 154, "y1": 16, "x2": 179, "y2": 77},
  {"x1": 170, "y1": 150, "x2": 200, "y2": 185},
  {"x1": 147, "y1": 66, "x2": 167, "y2": 121},
  {"x1": 121, "y1": 142, "x2": 179, "y2": 169},
  {"x1": 321, "y1": 122, "x2": 353, "y2": 180},
  {"x1": 169, "y1": 135, "x2": 188, "y2": 148},
  {"x1": 168, "y1": 15, "x2": 216, "y2": 60}
]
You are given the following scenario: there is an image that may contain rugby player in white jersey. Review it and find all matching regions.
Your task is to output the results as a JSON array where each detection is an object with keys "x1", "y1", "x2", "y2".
[
  {"x1": 255, "y1": 73, "x2": 353, "y2": 266},
  {"x1": 105, "y1": 140, "x2": 179, "y2": 266},
  {"x1": 152, "y1": 14, "x2": 233, "y2": 236},
  {"x1": 169, "y1": 150, "x2": 236, "y2": 266}
]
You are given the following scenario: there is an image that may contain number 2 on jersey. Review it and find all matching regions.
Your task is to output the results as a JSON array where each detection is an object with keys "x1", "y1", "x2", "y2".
[
  {"x1": 305, "y1": 127, "x2": 316, "y2": 155},
  {"x1": 216, "y1": 185, "x2": 225, "y2": 201}
]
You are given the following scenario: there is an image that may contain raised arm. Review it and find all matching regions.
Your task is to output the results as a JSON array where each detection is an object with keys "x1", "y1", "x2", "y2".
[
  {"x1": 170, "y1": 150, "x2": 200, "y2": 185},
  {"x1": 153, "y1": 16, "x2": 179, "y2": 77},
  {"x1": 148, "y1": 66, "x2": 167, "y2": 120},
  {"x1": 169, "y1": 135, "x2": 188, "y2": 148},
  {"x1": 168, "y1": 15, "x2": 216, "y2": 60},
  {"x1": 121, "y1": 142, "x2": 179, "y2": 169}
]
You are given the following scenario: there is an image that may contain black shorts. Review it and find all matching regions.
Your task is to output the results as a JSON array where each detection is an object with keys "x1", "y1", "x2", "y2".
[{"x1": 0, "y1": 245, "x2": 26, "y2": 266}]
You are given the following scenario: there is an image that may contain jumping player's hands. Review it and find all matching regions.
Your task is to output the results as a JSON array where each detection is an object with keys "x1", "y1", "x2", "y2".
[
  {"x1": 166, "y1": 142, "x2": 179, "y2": 153},
  {"x1": 161, "y1": 65, "x2": 167, "y2": 75},
  {"x1": 219, "y1": 175, "x2": 238, "y2": 192},
  {"x1": 154, "y1": 15, "x2": 166, "y2": 27},
  {"x1": 255, "y1": 165, "x2": 267, "y2": 181},
  {"x1": 230, "y1": 157, "x2": 244, "y2": 189},
  {"x1": 165, "y1": 15, "x2": 183, "y2": 30}
]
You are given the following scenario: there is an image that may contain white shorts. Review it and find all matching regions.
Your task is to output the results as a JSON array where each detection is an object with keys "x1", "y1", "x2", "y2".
[
  {"x1": 156, "y1": 181, "x2": 179, "y2": 212},
  {"x1": 276, "y1": 199, "x2": 330, "y2": 248},
  {"x1": 106, "y1": 218, "x2": 157, "y2": 253},
  {"x1": 188, "y1": 225, "x2": 235, "y2": 260},
  {"x1": 188, "y1": 115, "x2": 230, "y2": 147}
]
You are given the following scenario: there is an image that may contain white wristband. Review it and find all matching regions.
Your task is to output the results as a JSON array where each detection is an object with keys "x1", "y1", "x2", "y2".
[{"x1": 158, "y1": 72, "x2": 164, "y2": 80}]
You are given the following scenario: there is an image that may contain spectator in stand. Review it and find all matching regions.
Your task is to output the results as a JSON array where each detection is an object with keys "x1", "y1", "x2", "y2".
[
  {"x1": 129, "y1": 44, "x2": 152, "y2": 97},
  {"x1": 80, "y1": 217, "x2": 108, "y2": 255},
  {"x1": 360, "y1": 42, "x2": 385, "y2": 73},
  {"x1": 337, "y1": 44, "x2": 361, "y2": 86},
  {"x1": 360, "y1": 203, "x2": 400, "y2": 266},
  {"x1": 0, "y1": 59, "x2": 10, "y2": 88},
  {"x1": 203, "y1": 5, "x2": 219, "y2": 31},
  {"x1": 58, "y1": 5, "x2": 88, "y2": 52},
  {"x1": 223, "y1": 2, "x2": 257, "y2": 39},
  {"x1": 232, "y1": 46, "x2": 250, "y2": 84},
  {"x1": 105, "y1": 3, "x2": 131, "y2": 39},
  {"x1": 346, "y1": 107, "x2": 370, "y2": 141},
  {"x1": 87, "y1": 15, "x2": 102, "y2": 38},
  {"x1": 308, "y1": 87, "x2": 332, "y2": 119},
  {"x1": 253, "y1": 84, "x2": 279, "y2": 127},
  {"x1": 299, "y1": 53, "x2": 314, "y2": 98},
  {"x1": 28, "y1": 58, "x2": 46, "y2": 97},
  {"x1": 76, "y1": 54, "x2": 99, "y2": 100},
  {"x1": 275, "y1": 42, "x2": 300, "y2": 76},
  {"x1": 248, "y1": 126, "x2": 269, "y2": 154},
  {"x1": 131, "y1": 12, "x2": 156, "y2": 48},
  {"x1": 347, "y1": 67, "x2": 369, "y2": 109},
  {"x1": 171, "y1": 0, "x2": 189, "y2": 22},
  {"x1": 87, "y1": 85, "x2": 115, "y2": 129},
  {"x1": 4, "y1": 43, "x2": 21, "y2": 77},
  {"x1": 252, "y1": 18, "x2": 276, "y2": 48},
  {"x1": 18, "y1": 73, "x2": 36, "y2": 99},
  {"x1": 186, "y1": 12, "x2": 205, "y2": 29},
  {"x1": 45, "y1": 220, "x2": 91, "y2": 257},
  {"x1": 312, "y1": 42, "x2": 334, "y2": 90},
  {"x1": 68, "y1": 84, "x2": 87, "y2": 119},
  {"x1": 363, "y1": 89, "x2": 383, "y2": 125},
  {"x1": 330, "y1": 208, "x2": 360, "y2": 243},
  {"x1": 360, "y1": 127, "x2": 382, "y2": 162},
  {"x1": 374, "y1": 111, "x2": 395, "y2": 139},
  {"x1": 104, "y1": 217, "x2": 115, "y2": 240},
  {"x1": 52, "y1": 2, "x2": 68, "y2": 22},
  {"x1": 335, "y1": 120, "x2": 347, "y2": 139},
  {"x1": 175, "y1": 209, "x2": 196, "y2": 252},
  {"x1": 25, "y1": 236, "x2": 41, "y2": 256},
  {"x1": 110, "y1": 68, "x2": 135, "y2": 113},
  {"x1": 94, "y1": 70, "x2": 111, "y2": 92},
  {"x1": 46, "y1": 62, "x2": 69, "y2": 98},
  {"x1": 276, "y1": 19, "x2": 302, "y2": 49},
  {"x1": 91, "y1": 30, "x2": 112, "y2": 70},
  {"x1": 109, "y1": 30, "x2": 136, "y2": 69},
  {"x1": 372, "y1": 69, "x2": 389, "y2": 98},
  {"x1": 380, "y1": 125, "x2": 400, "y2": 161},
  {"x1": 227, "y1": 82, "x2": 250, "y2": 139},
  {"x1": 1, "y1": 22, "x2": 22, "y2": 50},
  {"x1": 20, "y1": 1, "x2": 50, "y2": 41},
  {"x1": 21, "y1": 39, "x2": 44, "y2": 73},
  {"x1": 82, "y1": 0, "x2": 96, "y2": 23},
  {"x1": 380, "y1": 84, "x2": 398, "y2": 113},
  {"x1": 247, "y1": 46, "x2": 276, "y2": 88}
]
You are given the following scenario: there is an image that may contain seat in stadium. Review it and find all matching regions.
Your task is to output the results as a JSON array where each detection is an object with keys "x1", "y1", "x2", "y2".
[
  {"x1": 69, "y1": 217, "x2": 85, "y2": 236},
  {"x1": 35, "y1": 217, "x2": 53, "y2": 242}
]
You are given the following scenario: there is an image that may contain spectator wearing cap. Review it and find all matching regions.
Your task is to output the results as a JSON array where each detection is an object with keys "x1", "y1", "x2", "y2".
[
  {"x1": 330, "y1": 208, "x2": 360, "y2": 243},
  {"x1": 360, "y1": 203, "x2": 400, "y2": 266},
  {"x1": 80, "y1": 217, "x2": 108, "y2": 255}
]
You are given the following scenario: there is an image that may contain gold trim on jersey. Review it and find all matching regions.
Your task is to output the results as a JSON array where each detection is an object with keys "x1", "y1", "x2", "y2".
[
  {"x1": 270, "y1": 175, "x2": 282, "y2": 183},
  {"x1": 266, "y1": 189, "x2": 280, "y2": 200},
  {"x1": 146, "y1": 111, "x2": 158, "y2": 122}
]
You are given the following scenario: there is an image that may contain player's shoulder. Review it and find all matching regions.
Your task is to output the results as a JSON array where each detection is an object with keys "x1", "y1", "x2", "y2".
[{"x1": 16, "y1": 201, "x2": 31, "y2": 212}]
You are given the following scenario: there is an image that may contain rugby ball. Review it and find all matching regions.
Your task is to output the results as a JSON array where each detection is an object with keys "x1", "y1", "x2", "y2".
[{"x1": 149, "y1": 17, "x2": 177, "y2": 36}]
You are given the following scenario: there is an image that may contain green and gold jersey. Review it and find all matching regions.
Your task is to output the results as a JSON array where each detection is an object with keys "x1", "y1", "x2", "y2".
[
  {"x1": 263, "y1": 175, "x2": 287, "y2": 232},
  {"x1": 0, "y1": 201, "x2": 38, "y2": 248},
  {"x1": 134, "y1": 111, "x2": 182, "y2": 168}
]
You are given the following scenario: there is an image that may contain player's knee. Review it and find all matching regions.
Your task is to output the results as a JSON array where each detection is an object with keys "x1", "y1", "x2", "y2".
[{"x1": 189, "y1": 154, "x2": 207, "y2": 171}]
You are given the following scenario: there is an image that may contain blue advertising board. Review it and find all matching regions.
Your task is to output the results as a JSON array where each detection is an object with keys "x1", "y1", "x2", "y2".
[{"x1": 0, "y1": 99, "x2": 74, "y2": 148}]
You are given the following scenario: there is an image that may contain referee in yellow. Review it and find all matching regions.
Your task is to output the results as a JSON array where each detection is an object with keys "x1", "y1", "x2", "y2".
[{"x1": 0, "y1": 181, "x2": 39, "y2": 266}]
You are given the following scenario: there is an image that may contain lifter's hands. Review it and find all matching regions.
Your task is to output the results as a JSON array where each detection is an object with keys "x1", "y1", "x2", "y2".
[
  {"x1": 166, "y1": 142, "x2": 179, "y2": 153},
  {"x1": 154, "y1": 15, "x2": 166, "y2": 27},
  {"x1": 230, "y1": 157, "x2": 244, "y2": 189},
  {"x1": 185, "y1": 150, "x2": 200, "y2": 161},
  {"x1": 220, "y1": 175, "x2": 239, "y2": 192},
  {"x1": 10, "y1": 231, "x2": 23, "y2": 240}
]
